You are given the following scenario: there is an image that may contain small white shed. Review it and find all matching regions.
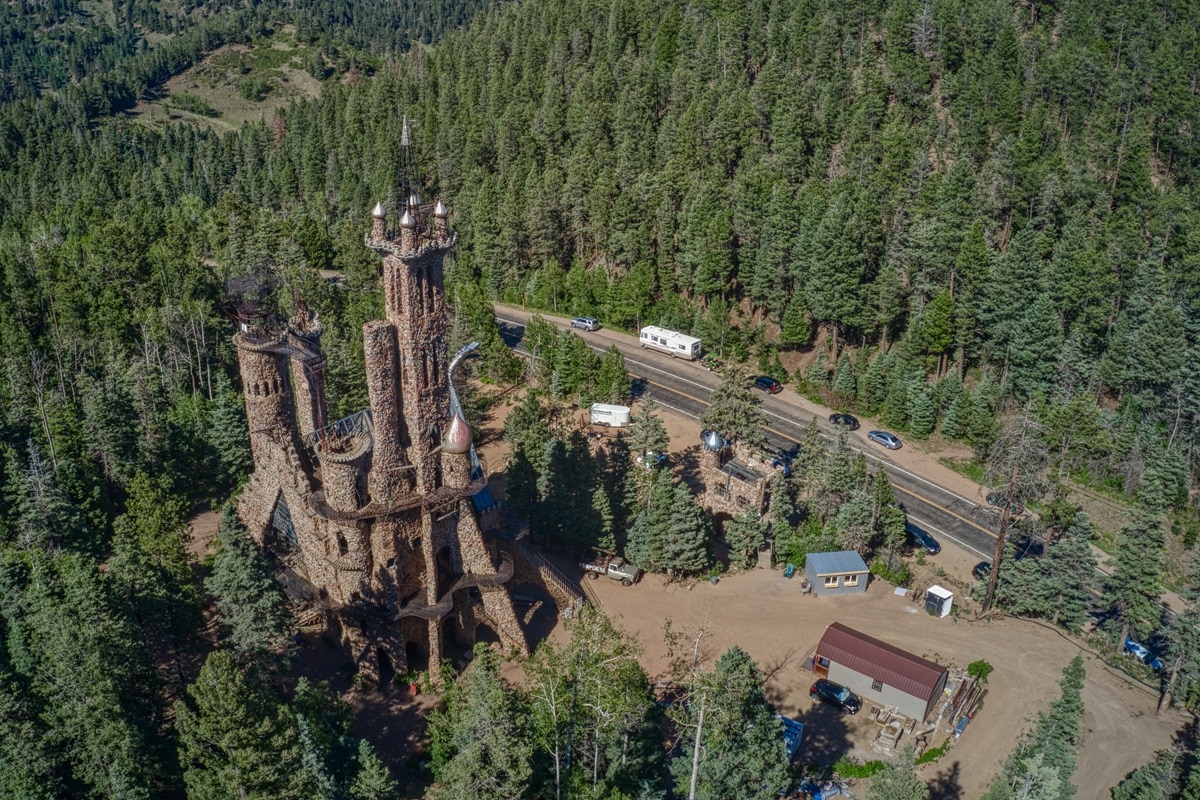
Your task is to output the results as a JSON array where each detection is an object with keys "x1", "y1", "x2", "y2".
[{"x1": 925, "y1": 584, "x2": 954, "y2": 618}]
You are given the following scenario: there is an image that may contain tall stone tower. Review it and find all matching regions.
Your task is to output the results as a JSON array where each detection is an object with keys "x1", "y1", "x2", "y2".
[{"x1": 232, "y1": 123, "x2": 527, "y2": 683}]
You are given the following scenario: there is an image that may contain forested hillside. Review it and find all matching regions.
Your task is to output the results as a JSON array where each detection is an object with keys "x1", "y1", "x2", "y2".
[{"x1": 2, "y1": 0, "x2": 1200, "y2": 795}]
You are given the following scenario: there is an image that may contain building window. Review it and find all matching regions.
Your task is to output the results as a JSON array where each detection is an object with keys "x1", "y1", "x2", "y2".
[
  {"x1": 844, "y1": 574, "x2": 859, "y2": 587},
  {"x1": 823, "y1": 575, "x2": 838, "y2": 588},
  {"x1": 872, "y1": 679, "x2": 883, "y2": 692}
]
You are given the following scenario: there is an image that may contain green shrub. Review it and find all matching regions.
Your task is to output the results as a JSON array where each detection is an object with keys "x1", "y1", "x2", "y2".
[{"x1": 833, "y1": 757, "x2": 886, "y2": 778}]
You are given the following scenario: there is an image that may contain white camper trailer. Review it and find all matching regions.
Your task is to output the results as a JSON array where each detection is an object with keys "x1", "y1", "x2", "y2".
[
  {"x1": 639, "y1": 326, "x2": 702, "y2": 360},
  {"x1": 589, "y1": 403, "x2": 631, "y2": 427}
]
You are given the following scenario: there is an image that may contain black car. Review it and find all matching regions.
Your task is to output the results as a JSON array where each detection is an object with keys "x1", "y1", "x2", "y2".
[
  {"x1": 905, "y1": 522, "x2": 941, "y2": 555},
  {"x1": 829, "y1": 413, "x2": 860, "y2": 431},
  {"x1": 972, "y1": 561, "x2": 992, "y2": 581},
  {"x1": 753, "y1": 375, "x2": 783, "y2": 394},
  {"x1": 809, "y1": 679, "x2": 861, "y2": 714}
]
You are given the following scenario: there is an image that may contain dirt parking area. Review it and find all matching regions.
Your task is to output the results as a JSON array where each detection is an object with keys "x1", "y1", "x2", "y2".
[
  {"x1": 475, "y1": 385, "x2": 1186, "y2": 799},
  {"x1": 583, "y1": 568, "x2": 1183, "y2": 799}
]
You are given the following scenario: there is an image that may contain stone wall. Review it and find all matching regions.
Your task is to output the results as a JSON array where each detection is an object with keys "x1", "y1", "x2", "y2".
[{"x1": 232, "y1": 202, "x2": 527, "y2": 687}]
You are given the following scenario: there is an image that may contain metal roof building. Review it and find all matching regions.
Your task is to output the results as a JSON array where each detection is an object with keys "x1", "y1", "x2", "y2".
[
  {"x1": 813, "y1": 622, "x2": 948, "y2": 721},
  {"x1": 804, "y1": 551, "x2": 869, "y2": 596}
]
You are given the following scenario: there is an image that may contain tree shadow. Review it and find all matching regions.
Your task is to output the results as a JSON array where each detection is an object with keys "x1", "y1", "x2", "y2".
[
  {"x1": 676, "y1": 443, "x2": 704, "y2": 491},
  {"x1": 787, "y1": 702, "x2": 855, "y2": 770},
  {"x1": 926, "y1": 759, "x2": 964, "y2": 800}
]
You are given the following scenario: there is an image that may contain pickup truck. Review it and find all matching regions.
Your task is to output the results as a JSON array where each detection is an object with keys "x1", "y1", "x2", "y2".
[{"x1": 580, "y1": 552, "x2": 642, "y2": 586}]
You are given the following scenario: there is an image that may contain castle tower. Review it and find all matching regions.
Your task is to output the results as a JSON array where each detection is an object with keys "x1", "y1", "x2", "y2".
[{"x1": 233, "y1": 120, "x2": 529, "y2": 686}]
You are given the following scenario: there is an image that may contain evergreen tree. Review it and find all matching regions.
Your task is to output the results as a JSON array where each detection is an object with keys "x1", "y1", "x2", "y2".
[
  {"x1": 725, "y1": 508, "x2": 767, "y2": 569},
  {"x1": 699, "y1": 362, "x2": 768, "y2": 451},
  {"x1": 626, "y1": 469, "x2": 676, "y2": 573},
  {"x1": 1162, "y1": 549, "x2": 1200, "y2": 711},
  {"x1": 349, "y1": 739, "x2": 398, "y2": 800},
  {"x1": 628, "y1": 394, "x2": 671, "y2": 468},
  {"x1": 0, "y1": 652, "x2": 59, "y2": 799},
  {"x1": 595, "y1": 344, "x2": 630, "y2": 404},
  {"x1": 205, "y1": 504, "x2": 291, "y2": 663},
  {"x1": 1106, "y1": 509, "x2": 1166, "y2": 643},
  {"x1": 670, "y1": 646, "x2": 788, "y2": 800},
  {"x1": 986, "y1": 655, "x2": 1085, "y2": 800},
  {"x1": 908, "y1": 383, "x2": 936, "y2": 439},
  {"x1": 1112, "y1": 748, "x2": 1182, "y2": 800},
  {"x1": 661, "y1": 481, "x2": 713, "y2": 576},
  {"x1": 175, "y1": 651, "x2": 310, "y2": 800},
  {"x1": 870, "y1": 744, "x2": 928, "y2": 800},
  {"x1": 429, "y1": 644, "x2": 533, "y2": 800}
]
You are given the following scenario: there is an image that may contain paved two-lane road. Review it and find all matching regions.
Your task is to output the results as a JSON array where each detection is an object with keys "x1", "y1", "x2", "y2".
[{"x1": 492, "y1": 307, "x2": 1009, "y2": 563}]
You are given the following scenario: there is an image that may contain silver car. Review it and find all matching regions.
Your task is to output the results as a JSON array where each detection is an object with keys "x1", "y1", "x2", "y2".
[
  {"x1": 570, "y1": 316, "x2": 600, "y2": 331},
  {"x1": 867, "y1": 430, "x2": 902, "y2": 450}
]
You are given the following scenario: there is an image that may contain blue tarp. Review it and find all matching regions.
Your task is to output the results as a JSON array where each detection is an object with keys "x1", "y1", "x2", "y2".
[{"x1": 777, "y1": 715, "x2": 805, "y2": 760}]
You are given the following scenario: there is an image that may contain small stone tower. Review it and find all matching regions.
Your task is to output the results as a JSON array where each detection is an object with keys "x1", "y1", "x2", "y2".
[{"x1": 233, "y1": 122, "x2": 526, "y2": 683}]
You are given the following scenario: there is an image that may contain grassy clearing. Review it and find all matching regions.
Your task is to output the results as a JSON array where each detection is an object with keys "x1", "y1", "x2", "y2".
[
  {"x1": 938, "y1": 457, "x2": 985, "y2": 484},
  {"x1": 131, "y1": 28, "x2": 326, "y2": 131}
]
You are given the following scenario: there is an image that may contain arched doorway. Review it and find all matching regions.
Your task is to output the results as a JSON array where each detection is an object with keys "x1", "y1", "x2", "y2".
[
  {"x1": 377, "y1": 647, "x2": 395, "y2": 687},
  {"x1": 475, "y1": 623, "x2": 500, "y2": 646},
  {"x1": 405, "y1": 641, "x2": 428, "y2": 673}
]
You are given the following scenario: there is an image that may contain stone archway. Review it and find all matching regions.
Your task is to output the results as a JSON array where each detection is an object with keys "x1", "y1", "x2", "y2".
[
  {"x1": 405, "y1": 641, "x2": 427, "y2": 673},
  {"x1": 475, "y1": 623, "x2": 500, "y2": 646}
]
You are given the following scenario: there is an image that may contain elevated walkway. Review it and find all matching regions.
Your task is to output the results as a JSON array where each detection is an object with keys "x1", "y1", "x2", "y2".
[{"x1": 393, "y1": 552, "x2": 515, "y2": 621}]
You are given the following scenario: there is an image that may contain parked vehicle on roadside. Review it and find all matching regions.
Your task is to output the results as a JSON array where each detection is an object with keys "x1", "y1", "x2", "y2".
[
  {"x1": 867, "y1": 430, "x2": 902, "y2": 449},
  {"x1": 829, "y1": 413, "x2": 860, "y2": 430},
  {"x1": 972, "y1": 562, "x2": 992, "y2": 581},
  {"x1": 639, "y1": 325, "x2": 702, "y2": 360},
  {"x1": 570, "y1": 316, "x2": 600, "y2": 331},
  {"x1": 905, "y1": 521, "x2": 941, "y2": 555},
  {"x1": 809, "y1": 679, "x2": 861, "y2": 714},
  {"x1": 753, "y1": 375, "x2": 783, "y2": 394}
]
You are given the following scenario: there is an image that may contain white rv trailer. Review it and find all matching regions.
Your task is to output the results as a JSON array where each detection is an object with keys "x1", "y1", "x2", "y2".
[
  {"x1": 589, "y1": 403, "x2": 631, "y2": 427},
  {"x1": 639, "y1": 326, "x2": 702, "y2": 360}
]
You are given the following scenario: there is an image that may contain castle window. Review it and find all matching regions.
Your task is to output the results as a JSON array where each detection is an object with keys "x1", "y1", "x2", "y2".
[{"x1": 335, "y1": 532, "x2": 349, "y2": 557}]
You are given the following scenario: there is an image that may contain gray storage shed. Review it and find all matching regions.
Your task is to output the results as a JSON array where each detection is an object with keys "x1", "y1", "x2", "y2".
[
  {"x1": 804, "y1": 551, "x2": 869, "y2": 596},
  {"x1": 812, "y1": 622, "x2": 948, "y2": 721}
]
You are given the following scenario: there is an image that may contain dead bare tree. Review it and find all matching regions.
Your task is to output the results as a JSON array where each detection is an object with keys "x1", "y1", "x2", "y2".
[{"x1": 982, "y1": 405, "x2": 1049, "y2": 612}]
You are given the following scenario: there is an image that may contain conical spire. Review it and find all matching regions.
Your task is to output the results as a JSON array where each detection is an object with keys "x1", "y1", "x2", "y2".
[
  {"x1": 401, "y1": 114, "x2": 411, "y2": 147},
  {"x1": 442, "y1": 411, "x2": 473, "y2": 454}
]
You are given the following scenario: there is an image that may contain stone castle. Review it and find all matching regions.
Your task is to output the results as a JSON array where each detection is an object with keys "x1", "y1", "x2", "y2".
[{"x1": 232, "y1": 137, "x2": 536, "y2": 683}]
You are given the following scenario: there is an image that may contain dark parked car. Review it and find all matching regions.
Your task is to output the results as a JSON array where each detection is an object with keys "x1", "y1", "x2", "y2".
[
  {"x1": 972, "y1": 562, "x2": 992, "y2": 581},
  {"x1": 570, "y1": 316, "x2": 600, "y2": 331},
  {"x1": 829, "y1": 413, "x2": 860, "y2": 431},
  {"x1": 809, "y1": 679, "x2": 861, "y2": 714},
  {"x1": 985, "y1": 492, "x2": 1026, "y2": 516},
  {"x1": 905, "y1": 522, "x2": 941, "y2": 555},
  {"x1": 753, "y1": 375, "x2": 783, "y2": 394}
]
